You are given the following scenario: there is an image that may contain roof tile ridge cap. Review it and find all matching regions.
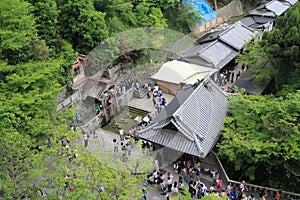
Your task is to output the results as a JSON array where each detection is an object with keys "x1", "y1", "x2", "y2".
[
  {"x1": 153, "y1": 119, "x2": 171, "y2": 130},
  {"x1": 238, "y1": 22, "x2": 259, "y2": 34},
  {"x1": 266, "y1": 0, "x2": 278, "y2": 7},
  {"x1": 173, "y1": 82, "x2": 204, "y2": 117},
  {"x1": 197, "y1": 40, "x2": 219, "y2": 55},
  {"x1": 137, "y1": 122, "x2": 158, "y2": 134},
  {"x1": 173, "y1": 116, "x2": 203, "y2": 140},
  {"x1": 170, "y1": 118, "x2": 194, "y2": 141},
  {"x1": 217, "y1": 25, "x2": 235, "y2": 37},
  {"x1": 208, "y1": 77, "x2": 229, "y2": 97}
]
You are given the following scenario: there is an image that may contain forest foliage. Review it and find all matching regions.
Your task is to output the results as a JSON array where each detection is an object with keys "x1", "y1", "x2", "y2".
[
  {"x1": 1, "y1": 0, "x2": 299, "y2": 198},
  {"x1": 0, "y1": 0, "x2": 201, "y2": 198},
  {"x1": 219, "y1": 3, "x2": 300, "y2": 192}
]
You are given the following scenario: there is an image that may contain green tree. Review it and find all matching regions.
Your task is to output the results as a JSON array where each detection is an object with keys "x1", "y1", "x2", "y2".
[
  {"x1": 238, "y1": 3, "x2": 300, "y2": 93},
  {"x1": 164, "y1": 2, "x2": 203, "y2": 33},
  {"x1": 0, "y1": 132, "x2": 46, "y2": 199},
  {"x1": 0, "y1": 0, "x2": 37, "y2": 63},
  {"x1": 57, "y1": 0, "x2": 108, "y2": 53},
  {"x1": 0, "y1": 60, "x2": 64, "y2": 137},
  {"x1": 260, "y1": 3, "x2": 300, "y2": 92},
  {"x1": 34, "y1": 134, "x2": 154, "y2": 199},
  {"x1": 218, "y1": 90, "x2": 300, "y2": 192},
  {"x1": 27, "y1": 0, "x2": 61, "y2": 54},
  {"x1": 0, "y1": 58, "x2": 71, "y2": 198},
  {"x1": 94, "y1": 0, "x2": 138, "y2": 34}
]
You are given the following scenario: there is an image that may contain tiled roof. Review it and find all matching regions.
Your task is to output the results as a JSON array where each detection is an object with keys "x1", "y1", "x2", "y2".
[
  {"x1": 178, "y1": 22, "x2": 257, "y2": 70},
  {"x1": 152, "y1": 84, "x2": 197, "y2": 123},
  {"x1": 266, "y1": 0, "x2": 290, "y2": 16},
  {"x1": 249, "y1": 0, "x2": 292, "y2": 17},
  {"x1": 218, "y1": 22, "x2": 259, "y2": 50},
  {"x1": 284, "y1": 0, "x2": 298, "y2": 5},
  {"x1": 179, "y1": 40, "x2": 239, "y2": 70},
  {"x1": 138, "y1": 129, "x2": 200, "y2": 156},
  {"x1": 137, "y1": 79, "x2": 228, "y2": 158}
]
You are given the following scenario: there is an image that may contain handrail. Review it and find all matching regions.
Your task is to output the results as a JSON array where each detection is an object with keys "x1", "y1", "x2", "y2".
[{"x1": 211, "y1": 151, "x2": 300, "y2": 198}]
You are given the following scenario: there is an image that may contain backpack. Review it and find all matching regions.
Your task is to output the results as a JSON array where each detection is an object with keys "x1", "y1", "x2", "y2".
[{"x1": 195, "y1": 168, "x2": 201, "y2": 175}]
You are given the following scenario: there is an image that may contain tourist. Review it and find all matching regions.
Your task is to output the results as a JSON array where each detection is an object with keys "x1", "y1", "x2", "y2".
[
  {"x1": 181, "y1": 167, "x2": 188, "y2": 183},
  {"x1": 172, "y1": 181, "x2": 179, "y2": 196},
  {"x1": 146, "y1": 142, "x2": 151, "y2": 155},
  {"x1": 196, "y1": 182, "x2": 207, "y2": 199},
  {"x1": 113, "y1": 138, "x2": 119, "y2": 152},
  {"x1": 162, "y1": 97, "x2": 167, "y2": 106},
  {"x1": 216, "y1": 177, "x2": 223, "y2": 192},
  {"x1": 259, "y1": 187, "x2": 267, "y2": 199},
  {"x1": 141, "y1": 188, "x2": 148, "y2": 200},
  {"x1": 126, "y1": 142, "x2": 131, "y2": 156},
  {"x1": 153, "y1": 160, "x2": 160, "y2": 172},
  {"x1": 231, "y1": 71, "x2": 235, "y2": 83},
  {"x1": 152, "y1": 96, "x2": 156, "y2": 106},
  {"x1": 230, "y1": 189, "x2": 237, "y2": 200},
  {"x1": 188, "y1": 180, "x2": 197, "y2": 198},
  {"x1": 236, "y1": 70, "x2": 241, "y2": 80},
  {"x1": 227, "y1": 182, "x2": 233, "y2": 193},
  {"x1": 239, "y1": 181, "x2": 248, "y2": 193},
  {"x1": 275, "y1": 190, "x2": 282, "y2": 200},
  {"x1": 75, "y1": 113, "x2": 81, "y2": 124},
  {"x1": 195, "y1": 164, "x2": 202, "y2": 181},
  {"x1": 226, "y1": 86, "x2": 232, "y2": 93},
  {"x1": 83, "y1": 132, "x2": 89, "y2": 148},
  {"x1": 96, "y1": 104, "x2": 102, "y2": 115},
  {"x1": 159, "y1": 95, "x2": 163, "y2": 105},
  {"x1": 167, "y1": 177, "x2": 173, "y2": 192},
  {"x1": 119, "y1": 128, "x2": 124, "y2": 141},
  {"x1": 135, "y1": 81, "x2": 140, "y2": 90},
  {"x1": 120, "y1": 142, "x2": 126, "y2": 151}
]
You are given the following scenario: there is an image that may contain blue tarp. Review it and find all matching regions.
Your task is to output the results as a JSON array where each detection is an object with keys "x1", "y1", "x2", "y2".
[{"x1": 183, "y1": 0, "x2": 218, "y2": 27}]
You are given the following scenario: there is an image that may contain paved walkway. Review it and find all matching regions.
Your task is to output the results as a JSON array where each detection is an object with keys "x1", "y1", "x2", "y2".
[
  {"x1": 81, "y1": 128, "x2": 214, "y2": 200},
  {"x1": 128, "y1": 93, "x2": 175, "y2": 114}
]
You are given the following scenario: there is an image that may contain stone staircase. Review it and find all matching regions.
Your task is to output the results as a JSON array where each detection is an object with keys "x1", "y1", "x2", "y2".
[
  {"x1": 134, "y1": 87, "x2": 148, "y2": 99},
  {"x1": 128, "y1": 106, "x2": 149, "y2": 118}
]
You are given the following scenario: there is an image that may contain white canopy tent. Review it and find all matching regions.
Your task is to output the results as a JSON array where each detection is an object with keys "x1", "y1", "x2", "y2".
[{"x1": 151, "y1": 60, "x2": 216, "y2": 94}]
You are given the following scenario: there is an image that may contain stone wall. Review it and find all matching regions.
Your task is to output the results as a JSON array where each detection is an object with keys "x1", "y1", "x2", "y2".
[{"x1": 216, "y1": 0, "x2": 244, "y2": 21}]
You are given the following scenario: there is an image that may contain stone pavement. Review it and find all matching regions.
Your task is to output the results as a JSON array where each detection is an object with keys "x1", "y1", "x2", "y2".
[
  {"x1": 128, "y1": 93, "x2": 175, "y2": 114},
  {"x1": 82, "y1": 128, "x2": 213, "y2": 200}
]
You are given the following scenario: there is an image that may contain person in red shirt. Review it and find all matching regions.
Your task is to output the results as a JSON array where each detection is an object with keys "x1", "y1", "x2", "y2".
[{"x1": 216, "y1": 177, "x2": 223, "y2": 192}]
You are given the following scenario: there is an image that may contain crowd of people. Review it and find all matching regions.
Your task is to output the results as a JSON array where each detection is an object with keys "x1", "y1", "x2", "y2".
[{"x1": 141, "y1": 155, "x2": 289, "y2": 200}]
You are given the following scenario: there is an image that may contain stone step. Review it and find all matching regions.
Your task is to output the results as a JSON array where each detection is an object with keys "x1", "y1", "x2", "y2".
[{"x1": 128, "y1": 106, "x2": 149, "y2": 117}]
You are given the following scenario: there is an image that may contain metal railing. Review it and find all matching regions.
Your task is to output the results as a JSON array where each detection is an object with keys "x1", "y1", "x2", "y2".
[{"x1": 211, "y1": 151, "x2": 300, "y2": 199}]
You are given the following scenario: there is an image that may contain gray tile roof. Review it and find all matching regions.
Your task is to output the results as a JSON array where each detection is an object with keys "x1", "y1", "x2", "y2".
[
  {"x1": 178, "y1": 22, "x2": 257, "y2": 70},
  {"x1": 153, "y1": 84, "x2": 197, "y2": 123},
  {"x1": 266, "y1": 0, "x2": 290, "y2": 16},
  {"x1": 137, "y1": 79, "x2": 228, "y2": 158},
  {"x1": 284, "y1": 0, "x2": 298, "y2": 5},
  {"x1": 178, "y1": 40, "x2": 240, "y2": 70},
  {"x1": 138, "y1": 128, "x2": 200, "y2": 156},
  {"x1": 218, "y1": 22, "x2": 259, "y2": 50},
  {"x1": 249, "y1": 0, "x2": 292, "y2": 17}
]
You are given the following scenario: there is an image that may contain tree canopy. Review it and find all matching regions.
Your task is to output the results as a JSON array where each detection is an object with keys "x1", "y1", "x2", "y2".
[
  {"x1": 220, "y1": 3, "x2": 300, "y2": 192},
  {"x1": 237, "y1": 3, "x2": 300, "y2": 94},
  {"x1": 218, "y1": 90, "x2": 300, "y2": 192},
  {"x1": 0, "y1": 0, "x2": 204, "y2": 198}
]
